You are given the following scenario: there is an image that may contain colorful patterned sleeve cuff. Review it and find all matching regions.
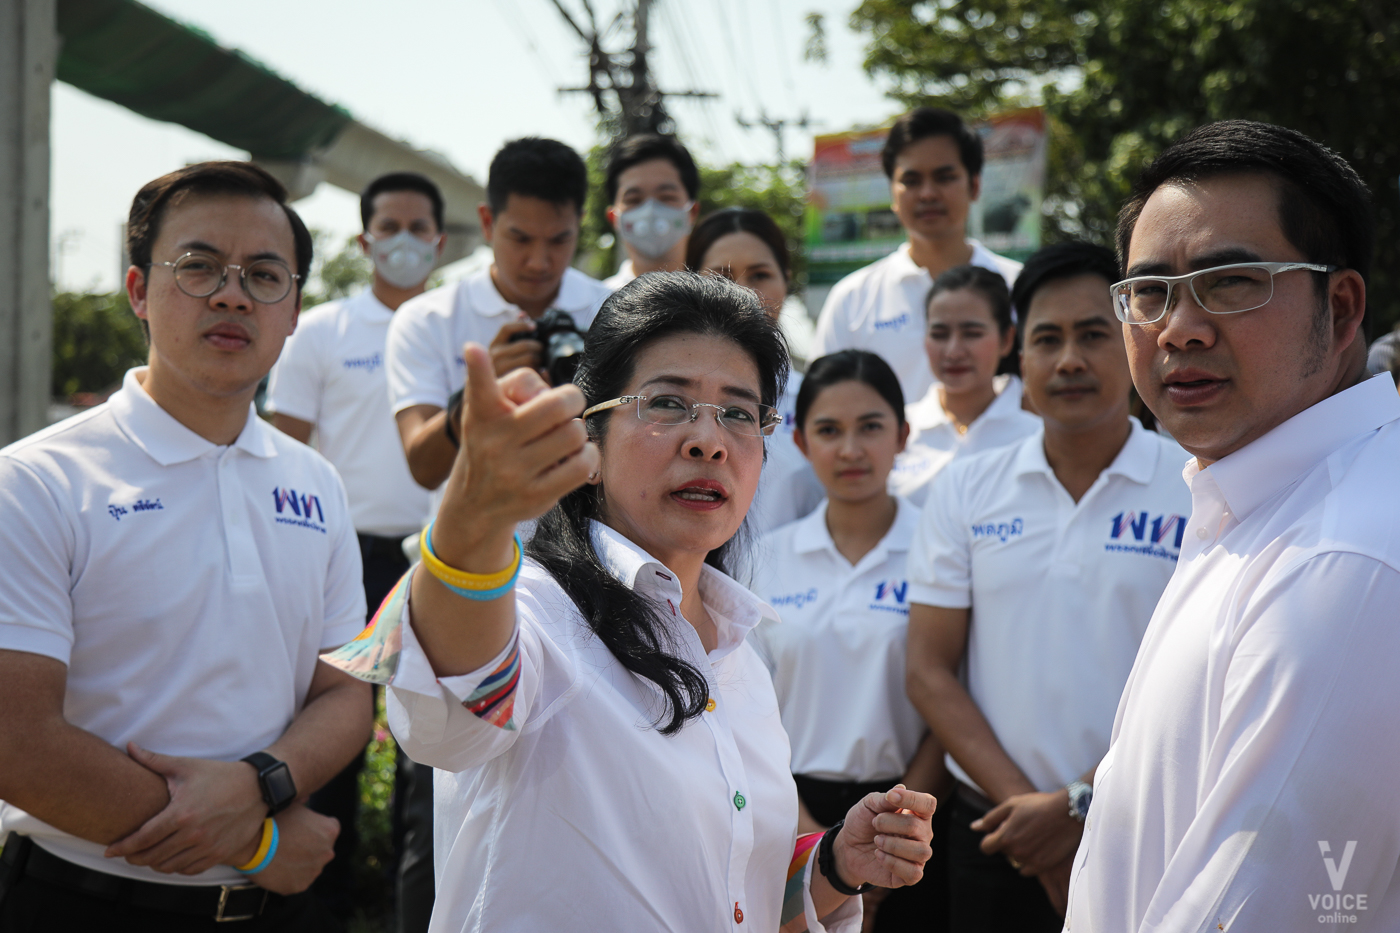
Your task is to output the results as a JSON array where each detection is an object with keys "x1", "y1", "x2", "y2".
[
  {"x1": 780, "y1": 832, "x2": 825, "y2": 932},
  {"x1": 458, "y1": 633, "x2": 521, "y2": 731}
]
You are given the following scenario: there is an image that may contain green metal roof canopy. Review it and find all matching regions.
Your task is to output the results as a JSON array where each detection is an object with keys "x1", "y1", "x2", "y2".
[{"x1": 56, "y1": 0, "x2": 352, "y2": 160}]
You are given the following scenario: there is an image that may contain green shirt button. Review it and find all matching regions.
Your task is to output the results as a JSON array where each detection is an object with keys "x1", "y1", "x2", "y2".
[{"x1": 733, "y1": 792, "x2": 746, "y2": 811}]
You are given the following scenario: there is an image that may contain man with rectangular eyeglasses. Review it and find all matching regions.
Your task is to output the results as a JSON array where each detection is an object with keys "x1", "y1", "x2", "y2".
[
  {"x1": 0, "y1": 162, "x2": 370, "y2": 930},
  {"x1": 1064, "y1": 121, "x2": 1400, "y2": 931}
]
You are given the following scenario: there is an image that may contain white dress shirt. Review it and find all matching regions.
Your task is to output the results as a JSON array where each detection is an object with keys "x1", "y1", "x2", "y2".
[
  {"x1": 384, "y1": 522, "x2": 860, "y2": 933},
  {"x1": 1065, "y1": 375, "x2": 1400, "y2": 933},
  {"x1": 813, "y1": 240, "x2": 1022, "y2": 402},
  {"x1": 748, "y1": 374, "x2": 826, "y2": 537},
  {"x1": 266, "y1": 288, "x2": 430, "y2": 536},
  {"x1": 0, "y1": 369, "x2": 365, "y2": 885},
  {"x1": 750, "y1": 499, "x2": 927, "y2": 782},
  {"x1": 909, "y1": 421, "x2": 1190, "y2": 794},
  {"x1": 386, "y1": 264, "x2": 612, "y2": 416},
  {"x1": 890, "y1": 375, "x2": 1041, "y2": 506}
]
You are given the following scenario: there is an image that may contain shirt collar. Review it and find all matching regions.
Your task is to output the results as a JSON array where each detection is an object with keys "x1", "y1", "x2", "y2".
[
  {"x1": 588, "y1": 520, "x2": 780, "y2": 649},
  {"x1": 1204, "y1": 373, "x2": 1400, "y2": 522},
  {"x1": 1010, "y1": 419, "x2": 1156, "y2": 485},
  {"x1": 348, "y1": 286, "x2": 393, "y2": 321},
  {"x1": 466, "y1": 265, "x2": 598, "y2": 318},
  {"x1": 889, "y1": 242, "x2": 927, "y2": 282},
  {"x1": 107, "y1": 367, "x2": 278, "y2": 466},
  {"x1": 791, "y1": 497, "x2": 919, "y2": 558},
  {"x1": 909, "y1": 375, "x2": 1025, "y2": 432}
]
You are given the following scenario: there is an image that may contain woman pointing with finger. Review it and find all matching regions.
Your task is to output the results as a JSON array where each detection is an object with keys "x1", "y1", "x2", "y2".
[{"x1": 324, "y1": 272, "x2": 936, "y2": 932}]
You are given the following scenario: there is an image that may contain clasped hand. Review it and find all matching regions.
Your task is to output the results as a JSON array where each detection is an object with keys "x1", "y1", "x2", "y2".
[
  {"x1": 103, "y1": 744, "x2": 338, "y2": 893},
  {"x1": 833, "y1": 785, "x2": 937, "y2": 889},
  {"x1": 972, "y1": 789, "x2": 1082, "y2": 915}
]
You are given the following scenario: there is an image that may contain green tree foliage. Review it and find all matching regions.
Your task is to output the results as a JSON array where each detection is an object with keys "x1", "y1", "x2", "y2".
[
  {"x1": 305, "y1": 231, "x2": 373, "y2": 308},
  {"x1": 51, "y1": 290, "x2": 147, "y2": 398},
  {"x1": 848, "y1": 0, "x2": 1400, "y2": 331}
]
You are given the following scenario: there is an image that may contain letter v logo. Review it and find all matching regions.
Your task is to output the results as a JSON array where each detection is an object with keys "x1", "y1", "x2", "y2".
[{"x1": 1319, "y1": 840, "x2": 1357, "y2": 891}]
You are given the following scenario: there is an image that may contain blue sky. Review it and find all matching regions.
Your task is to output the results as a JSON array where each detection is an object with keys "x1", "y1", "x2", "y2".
[{"x1": 50, "y1": 0, "x2": 901, "y2": 291}]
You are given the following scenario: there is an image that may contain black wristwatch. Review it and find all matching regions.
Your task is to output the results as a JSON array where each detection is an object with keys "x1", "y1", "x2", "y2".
[
  {"x1": 817, "y1": 820, "x2": 873, "y2": 896},
  {"x1": 241, "y1": 752, "x2": 297, "y2": 815}
]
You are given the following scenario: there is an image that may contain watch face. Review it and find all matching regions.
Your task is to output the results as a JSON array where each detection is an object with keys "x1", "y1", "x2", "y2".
[{"x1": 263, "y1": 762, "x2": 297, "y2": 805}]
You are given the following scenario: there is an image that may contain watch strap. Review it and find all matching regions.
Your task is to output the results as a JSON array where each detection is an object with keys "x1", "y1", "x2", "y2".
[
  {"x1": 241, "y1": 752, "x2": 295, "y2": 815},
  {"x1": 1066, "y1": 780, "x2": 1092, "y2": 823},
  {"x1": 817, "y1": 820, "x2": 873, "y2": 896}
]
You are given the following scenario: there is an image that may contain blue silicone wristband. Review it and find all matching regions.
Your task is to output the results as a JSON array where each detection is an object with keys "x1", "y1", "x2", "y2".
[
  {"x1": 236, "y1": 818, "x2": 280, "y2": 875},
  {"x1": 425, "y1": 526, "x2": 523, "y2": 601}
]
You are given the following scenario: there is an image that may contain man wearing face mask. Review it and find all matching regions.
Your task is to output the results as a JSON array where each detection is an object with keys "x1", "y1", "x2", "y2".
[
  {"x1": 602, "y1": 133, "x2": 702, "y2": 290},
  {"x1": 264, "y1": 171, "x2": 441, "y2": 926}
]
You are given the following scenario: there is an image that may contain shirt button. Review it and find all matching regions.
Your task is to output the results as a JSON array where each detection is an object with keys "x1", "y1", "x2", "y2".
[
  {"x1": 1196, "y1": 527, "x2": 1208, "y2": 539},
  {"x1": 733, "y1": 792, "x2": 746, "y2": 811},
  {"x1": 734, "y1": 902, "x2": 743, "y2": 924},
  {"x1": 705, "y1": 698, "x2": 716, "y2": 712}
]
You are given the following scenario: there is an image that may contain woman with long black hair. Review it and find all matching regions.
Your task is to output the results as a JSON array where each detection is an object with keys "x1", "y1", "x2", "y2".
[{"x1": 325, "y1": 273, "x2": 934, "y2": 932}]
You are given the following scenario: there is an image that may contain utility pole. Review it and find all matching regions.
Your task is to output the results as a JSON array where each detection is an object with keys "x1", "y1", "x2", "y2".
[
  {"x1": 735, "y1": 111, "x2": 814, "y2": 164},
  {"x1": 552, "y1": 0, "x2": 715, "y2": 139},
  {"x1": 0, "y1": 0, "x2": 56, "y2": 445}
]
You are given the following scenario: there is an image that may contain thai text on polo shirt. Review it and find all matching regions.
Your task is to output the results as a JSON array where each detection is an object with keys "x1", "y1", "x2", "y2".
[
  {"x1": 908, "y1": 421, "x2": 1191, "y2": 793},
  {"x1": 0, "y1": 368, "x2": 365, "y2": 885}
]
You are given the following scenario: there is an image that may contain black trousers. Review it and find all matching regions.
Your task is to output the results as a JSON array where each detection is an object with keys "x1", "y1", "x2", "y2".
[
  {"x1": 945, "y1": 791, "x2": 1061, "y2": 933},
  {"x1": 0, "y1": 837, "x2": 339, "y2": 933},
  {"x1": 794, "y1": 774, "x2": 951, "y2": 933},
  {"x1": 307, "y1": 533, "x2": 411, "y2": 922}
]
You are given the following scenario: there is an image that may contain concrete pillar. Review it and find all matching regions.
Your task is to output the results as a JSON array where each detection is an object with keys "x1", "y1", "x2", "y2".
[{"x1": 0, "y1": 0, "x2": 56, "y2": 446}]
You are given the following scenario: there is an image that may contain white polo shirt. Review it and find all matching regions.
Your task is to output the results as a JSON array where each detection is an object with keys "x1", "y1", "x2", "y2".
[
  {"x1": 603, "y1": 258, "x2": 636, "y2": 290},
  {"x1": 813, "y1": 240, "x2": 1022, "y2": 402},
  {"x1": 750, "y1": 498, "x2": 927, "y2": 783},
  {"x1": 386, "y1": 264, "x2": 612, "y2": 416},
  {"x1": 266, "y1": 288, "x2": 431, "y2": 537},
  {"x1": 748, "y1": 374, "x2": 825, "y2": 536},
  {"x1": 890, "y1": 375, "x2": 1041, "y2": 506},
  {"x1": 367, "y1": 522, "x2": 858, "y2": 933},
  {"x1": 0, "y1": 368, "x2": 365, "y2": 885},
  {"x1": 908, "y1": 421, "x2": 1190, "y2": 795},
  {"x1": 1066, "y1": 375, "x2": 1400, "y2": 933}
]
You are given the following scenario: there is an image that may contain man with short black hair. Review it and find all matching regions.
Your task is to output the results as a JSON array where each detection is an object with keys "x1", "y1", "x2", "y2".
[
  {"x1": 906, "y1": 242, "x2": 1189, "y2": 932},
  {"x1": 388, "y1": 137, "x2": 611, "y2": 494},
  {"x1": 602, "y1": 133, "x2": 702, "y2": 289},
  {"x1": 0, "y1": 161, "x2": 371, "y2": 930},
  {"x1": 265, "y1": 170, "x2": 441, "y2": 924},
  {"x1": 815, "y1": 107, "x2": 1022, "y2": 401},
  {"x1": 1066, "y1": 121, "x2": 1400, "y2": 931}
]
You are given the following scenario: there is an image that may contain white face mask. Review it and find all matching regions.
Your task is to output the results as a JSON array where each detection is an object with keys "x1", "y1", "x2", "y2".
[
  {"x1": 366, "y1": 230, "x2": 440, "y2": 289},
  {"x1": 617, "y1": 199, "x2": 693, "y2": 260}
]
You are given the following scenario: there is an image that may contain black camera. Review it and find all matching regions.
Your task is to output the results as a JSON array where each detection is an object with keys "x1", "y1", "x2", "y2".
[{"x1": 511, "y1": 309, "x2": 587, "y2": 385}]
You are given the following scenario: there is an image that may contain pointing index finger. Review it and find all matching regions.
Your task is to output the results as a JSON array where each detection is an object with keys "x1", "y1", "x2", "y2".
[{"x1": 463, "y1": 343, "x2": 510, "y2": 419}]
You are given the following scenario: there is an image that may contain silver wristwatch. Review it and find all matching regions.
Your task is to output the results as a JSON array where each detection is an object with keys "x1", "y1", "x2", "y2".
[{"x1": 1066, "y1": 780, "x2": 1093, "y2": 823}]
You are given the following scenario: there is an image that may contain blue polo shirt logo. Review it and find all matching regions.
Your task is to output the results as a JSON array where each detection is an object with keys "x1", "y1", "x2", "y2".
[
  {"x1": 272, "y1": 486, "x2": 327, "y2": 534},
  {"x1": 1106, "y1": 510, "x2": 1182, "y2": 560}
]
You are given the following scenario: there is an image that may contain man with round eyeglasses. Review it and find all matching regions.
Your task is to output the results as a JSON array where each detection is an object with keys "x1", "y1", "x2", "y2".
[
  {"x1": 1064, "y1": 121, "x2": 1400, "y2": 931},
  {"x1": 0, "y1": 162, "x2": 371, "y2": 930}
]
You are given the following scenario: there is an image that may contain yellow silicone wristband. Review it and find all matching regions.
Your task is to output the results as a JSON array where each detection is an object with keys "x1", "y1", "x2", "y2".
[
  {"x1": 235, "y1": 818, "x2": 274, "y2": 872},
  {"x1": 420, "y1": 522, "x2": 522, "y2": 591}
]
